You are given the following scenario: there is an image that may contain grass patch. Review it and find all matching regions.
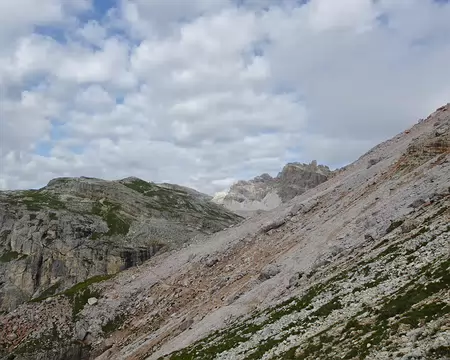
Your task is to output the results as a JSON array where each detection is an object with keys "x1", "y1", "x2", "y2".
[
  {"x1": 29, "y1": 275, "x2": 115, "y2": 318},
  {"x1": 378, "y1": 259, "x2": 450, "y2": 321},
  {"x1": 0, "y1": 251, "x2": 20, "y2": 263},
  {"x1": 29, "y1": 282, "x2": 61, "y2": 302},
  {"x1": 16, "y1": 190, "x2": 65, "y2": 211},
  {"x1": 63, "y1": 275, "x2": 114, "y2": 318},
  {"x1": 102, "y1": 314, "x2": 126, "y2": 335},
  {"x1": 385, "y1": 219, "x2": 404, "y2": 234},
  {"x1": 122, "y1": 178, "x2": 158, "y2": 194},
  {"x1": 429, "y1": 346, "x2": 450, "y2": 358},
  {"x1": 371, "y1": 238, "x2": 389, "y2": 250},
  {"x1": 91, "y1": 201, "x2": 130, "y2": 237},
  {"x1": 314, "y1": 298, "x2": 342, "y2": 318},
  {"x1": 400, "y1": 302, "x2": 450, "y2": 327}
]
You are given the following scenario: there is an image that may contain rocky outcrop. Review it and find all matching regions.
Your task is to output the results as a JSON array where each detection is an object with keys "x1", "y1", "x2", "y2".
[
  {"x1": 0, "y1": 177, "x2": 242, "y2": 312},
  {"x1": 213, "y1": 161, "x2": 332, "y2": 215}
]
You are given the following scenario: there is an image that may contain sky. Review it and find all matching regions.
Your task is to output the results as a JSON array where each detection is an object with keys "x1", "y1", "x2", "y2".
[{"x1": 0, "y1": 0, "x2": 449, "y2": 194}]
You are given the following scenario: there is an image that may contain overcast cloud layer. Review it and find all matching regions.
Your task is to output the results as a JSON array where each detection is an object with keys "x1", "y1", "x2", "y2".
[{"x1": 1, "y1": 0, "x2": 449, "y2": 194}]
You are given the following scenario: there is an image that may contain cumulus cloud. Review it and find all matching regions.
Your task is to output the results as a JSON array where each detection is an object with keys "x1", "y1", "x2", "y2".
[{"x1": 0, "y1": 0, "x2": 449, "y2": 194}]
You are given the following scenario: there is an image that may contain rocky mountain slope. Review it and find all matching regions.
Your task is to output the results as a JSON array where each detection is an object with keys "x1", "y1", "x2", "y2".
[
  {"x1": 212, "y1": 161, "x2": 332, "y2": 216},
  {"x1": 0, "y1": 104, "x2": 449, "y2": 360},
  {"x1": 0, "y1": 177, "x2": 242, "y2": 312}
]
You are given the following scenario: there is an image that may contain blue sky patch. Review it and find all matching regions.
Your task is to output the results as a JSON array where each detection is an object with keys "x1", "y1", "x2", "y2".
[{"x1": 35, "y1": 141, "x2": 53, "y2": 157}]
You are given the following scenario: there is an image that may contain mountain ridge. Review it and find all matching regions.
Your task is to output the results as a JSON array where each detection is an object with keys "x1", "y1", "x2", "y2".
[
  {"x1": 213, "y1": 161, "x2": 332, "y2": 216},
  {"x1": 0, "y1": 176, "x2": 242, "y2": 313}
]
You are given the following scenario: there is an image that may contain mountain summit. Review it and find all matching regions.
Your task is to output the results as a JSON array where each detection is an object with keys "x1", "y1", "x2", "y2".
[{"x1": 213, "y1": 161, "x2": 332, "y2": 215}]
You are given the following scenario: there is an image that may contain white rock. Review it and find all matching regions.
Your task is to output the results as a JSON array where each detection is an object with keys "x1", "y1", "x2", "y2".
[{"x1": 87, "y1": 297, "x2": 98, "y2": 305}]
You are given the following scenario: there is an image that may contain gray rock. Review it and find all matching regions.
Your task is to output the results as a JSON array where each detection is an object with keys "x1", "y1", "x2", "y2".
[
  {"x1": 408, "y1": 199, "x2": 426, "y2": 208},
  {"x1": 261, "y1": 219, "x2": 286, "y2": 233},
  {"x1": 179, "y1": 319, "x2": 194, "y2": 332},
  {"x1": 213, "y1": 161, "x2": 332, "y2": 212},
  {"x1": 259, "y1": 264, "x2": 281, "y2": 281},
  {"x1": 401, "y1": 219, "x2": 419, "y2": 233},
  {"x1": 364, "y1": 234, "x2": 375, "y2": 241},
  {"x1": 87, "y1": 297, "x2": 98, "y2": 306},
  {"x1": 367, "y1": 158, "x2": 381, "y2": 168},
  {"x1": 205, "y1": 257, "x2": 219, "y2": 267},
  {"x1": 6, "y1": 333, "x2": 17, "y2": 341}
]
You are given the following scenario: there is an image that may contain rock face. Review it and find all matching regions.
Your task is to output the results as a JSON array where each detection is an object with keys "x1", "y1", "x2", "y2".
[
  {"x1": 1, "y1": 104, "x2": 450, "y2": 360},
  {"x1": 0, "y1": 177, "x2": 242, "y2": 312},
  {"x1": 213, "y1": 161, "x2": 332, "y2": 215}
]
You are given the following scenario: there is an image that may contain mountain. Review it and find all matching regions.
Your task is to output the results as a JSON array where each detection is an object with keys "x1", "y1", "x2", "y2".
[
  {"x1": 0, "y1": 104, "x2": 449, "y2": 360},
  {"x1": 212, "y1": 161, "x2": 332, "y2": 216},
  {"x1": 0, "y1": 177, "x2": 242, "y2": 313}
]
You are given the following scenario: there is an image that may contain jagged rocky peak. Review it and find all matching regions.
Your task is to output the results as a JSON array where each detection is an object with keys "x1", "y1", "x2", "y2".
[
  {"x1": 0, "y1": 176, "x2": 242, "y2": 313},
  {"x1": 213, "y1": 160, "x2": 332, "y2": 215},
  {"x1": 278, "y1": 160, "x2": 331, "y2": 177}
]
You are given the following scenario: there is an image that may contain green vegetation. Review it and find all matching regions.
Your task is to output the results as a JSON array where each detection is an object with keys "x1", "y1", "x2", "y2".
[
  {"x1": 91, "y1": 201, "x2": 130, "y2": 237},
  {"x1": 122, "y1": 178, "x2": 241, "y2": 223},
  {"x1": 314, "y1": 298, "x2": 342, "y2": 318},
  {"x1": 102, "y1": 314, "x2": 126, "y2": 335},
  {"x1": 12, "y1": 323, "x2": 89, "y2": 358},
  {"x1": 429, "y1": 346, "x2": 450, "y2": 358},
  {"x1": 378, "y1": 259, "x2": 449, "y2": 321},
  {"x1": 399, "y1": 302, "x2": 450, "y2": 327},
  {"x1": 28, "y1": 274, "x2": 114, "y2": 320},
  {"x1": 122, "y1": 178, "x2": 159, "y2": 194},
  {"x1": 62, "y1": 274, "x2": 114, "y2": 319},
  {"x1": 165, "y1": 276, "x2": 347, "y2": 360},
  {"x1": 424, "y1": 205, "x2": 448, "y2": 225},
  {"x1": 0, "y1": 251, "x2": 20, "y2": 263},
  {"x1": 15, "y1": 190, "x2": 65, "y2": 211},
  {"x1": 164, "y1": 243, "x2": 449, "y2": 360},
  {"x1": 29, "y1": 282, "x2": 61, "y2": 302},
  {"x1": 385, "y1": 219, "x2": 404, "y2": 234}
]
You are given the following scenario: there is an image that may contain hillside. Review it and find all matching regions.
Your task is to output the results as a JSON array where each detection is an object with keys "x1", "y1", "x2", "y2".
[
  {"x1": 0, "y1": 104, "x2": 449, "y2": 360},
  {"x1": 0, "y1": 177, "x2": 242, "y2": 313}
]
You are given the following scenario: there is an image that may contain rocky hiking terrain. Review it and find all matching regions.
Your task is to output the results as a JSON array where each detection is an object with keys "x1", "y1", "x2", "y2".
[
  {"x1": 212, "y1": 161, "x2": 332, "y2": 216},
  {"x1": 0, "y1": 104, "x2": 449, "y2": 360},
  {"x1": 0, "y1": 177, "x2": 242, "y2": 312}
]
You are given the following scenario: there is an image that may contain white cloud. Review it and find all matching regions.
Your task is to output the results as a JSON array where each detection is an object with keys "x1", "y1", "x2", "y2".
[
  {"x1": 76, "y1": 20, "x2": 107, "y2": 46},
  {"x1": 1, "y1": 0, "x2": 449, "y2": 194},
  {"x1": 307, "y1": 0, "x2": 377, "y2": 32}
]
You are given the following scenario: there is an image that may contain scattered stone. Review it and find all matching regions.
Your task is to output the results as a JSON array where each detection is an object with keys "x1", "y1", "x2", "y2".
[
  {"x1": 261, "y1": 219, "x2": 286, "y2": 233},
  {"x1": 367, "y1": 158, "x2": 381, "y2": 168},
  {"x1": 408, "y1": 198, "x2": 426, "y2": 208},
  {"x1": 6, "y1": 333, "x2": 17, "y2": 341},
  {"x1": 364, "y1": 234, "x2": 375, "y2": 241},
  {"x1": 179, "y1": 319, "x2": 194, "y2": 332},
  {"x1": 258, "y1": 264, "x2": 281, "y2": 281},
  {"x1": 205, "y1": 257, "x2": 219, "y2": 267},
  {"x1": 88, "y1": 297, "x2": 98, "y2": 306},
  {"x1": 401, "y1": 219, "x2": 419, "y2": 234}
]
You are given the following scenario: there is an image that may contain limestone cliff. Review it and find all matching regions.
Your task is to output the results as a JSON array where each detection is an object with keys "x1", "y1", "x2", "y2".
[
  {"x1": 0, "y1": 177, "x2": 242, "y2": 312},
  {"x1": 213, "y1": 161, "x2": 332, "y2": 215}
]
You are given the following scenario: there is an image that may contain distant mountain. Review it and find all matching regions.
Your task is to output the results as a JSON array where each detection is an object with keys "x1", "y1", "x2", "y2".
[
  {"x1": 213, "y1": 160, "x2": 332, "y2": 216},
  {"x1": 0, "y1": 176, "x2": 242, "y2": 312}
]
